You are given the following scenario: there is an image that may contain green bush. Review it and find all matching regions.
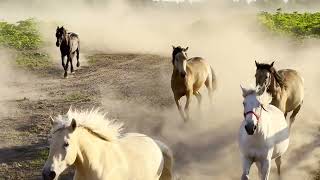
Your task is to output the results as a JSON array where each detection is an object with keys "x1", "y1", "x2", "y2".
[
  {"x1": 258, "y1": 12, "x2": 320, "y2": 38},
  {"x1": 0, "y1": 18, "x2": 42, "y2": 50}
]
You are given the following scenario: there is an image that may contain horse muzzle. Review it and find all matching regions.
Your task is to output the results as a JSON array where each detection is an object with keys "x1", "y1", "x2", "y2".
[
  {"x1": 180, "y1": 72, "x2": 186, "y2": 78},
  {"x1": 245, "y1": 123, "x2": 257, "y2": 135},
  {"x1": 42, "y1": 169, "x2": 56, "y2": 180}
]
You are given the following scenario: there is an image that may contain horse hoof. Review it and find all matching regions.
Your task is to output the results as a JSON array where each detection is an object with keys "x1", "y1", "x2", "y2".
[
  {"x1": 64, "y1": 73, "x2": 68, "y2": 78},
  {"x1": 77, "y1": 63, "x2": 80, "y2": 67},
  {"x1": 71, "y1": 71, "x2": 75, "y2": 74}
]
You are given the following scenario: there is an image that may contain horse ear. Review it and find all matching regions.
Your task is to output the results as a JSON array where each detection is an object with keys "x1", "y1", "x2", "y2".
[
  {"x1": 270, "y1": 61, "x2": 275, "y2": 67},
  {"x1": 184, "y1": 47, "x2": 189, "y2": 51},
  {"x1": 57, "y1": 26, "x2": 59, "y2": 30},
  {"x1": 240, "y1": 85, "x2": 248, "y2": 97},
  {"x1": 172, "y1": 45, "x2": 175, "y2": 50},
  {"x1": 71, "y1": 118, "x2": 77, "y2": 131},
  {"x1": 255, "y1": 60, "x2": 259, "y2": 67}
]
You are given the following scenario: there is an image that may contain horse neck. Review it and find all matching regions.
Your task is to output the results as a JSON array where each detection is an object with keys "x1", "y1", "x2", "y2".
[
  {"x1": 254, "y1": 109, "x2": 270, "y2": 137},
  {"x1": 61, "y1": 33, "x2": 69, "y2": 45},
  {"x1": 74, "y1": 128, "x2": 113, "y2": 177},
  {"x1": 267, "y1": 75, "x2": 279, "y2": 95}
]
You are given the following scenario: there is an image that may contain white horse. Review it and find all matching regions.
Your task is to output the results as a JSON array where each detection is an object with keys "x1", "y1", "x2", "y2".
[
  {"x1": 239, "y1": 87, "x2": 290, "y2": 180},
  {"x1": 42, "y1": 108, "x2": 174, "y2": 180}
]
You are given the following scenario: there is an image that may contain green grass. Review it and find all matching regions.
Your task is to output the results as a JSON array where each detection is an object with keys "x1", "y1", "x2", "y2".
[
  {"x1": 28, "y1": 148, "x2": 49, "y2": 167},
  {"x1": 87, "y1": 55, "x2": 98, "y2": 65},
  {"x1": 259, "y1": 11, "x2": 320, "y2": 39},
  {"x1": 64, "y1": 92, "x2": 91, "y2": 102},
  {"x1": 16, "y1": 51, "x2": 51, "y2": 69}
]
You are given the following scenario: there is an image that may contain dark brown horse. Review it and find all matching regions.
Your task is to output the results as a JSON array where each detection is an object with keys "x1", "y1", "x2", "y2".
[
  {"x1": 55, "y1": 26, "x2": 80, "y2": 78},
  {"x1": 255, "y1": 61, "x2": 304, "y2": 129}
]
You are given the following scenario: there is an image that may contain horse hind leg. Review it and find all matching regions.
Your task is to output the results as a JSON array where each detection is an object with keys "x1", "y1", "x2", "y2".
[
  {"x1": 289, "y1": 102, "x2": 303, "y2": 129},
  {"x1": 70, "y1": 52, "x2": 76, "y2": 74},
  {"x1": 275, "y1": 156, "x2": 282, "y2": 176},
  {"x1": 156, "y1": 141, "x2": 174, "y2": 180},
  {"x1": 76, "y1": 48, "x2": 80, "y2": 67},
  {"x1": 205, "y1": 75, "x2": 214, "y2": 104}
]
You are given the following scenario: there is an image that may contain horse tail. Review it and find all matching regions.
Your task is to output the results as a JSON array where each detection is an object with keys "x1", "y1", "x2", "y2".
[
  {"x1": 210, "y1": 66, "x2": 217, "y2": 92},
  {"x1": 155, "y1": 140, "x2": 174, "y2": 180}
]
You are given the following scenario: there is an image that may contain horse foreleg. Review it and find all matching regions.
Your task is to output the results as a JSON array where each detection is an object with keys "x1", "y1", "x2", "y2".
[
  {"x1": 275, "y1": 156, "x2": 282, "y2": 176},
  {"x1": 61, "y1": 55, "x2": 66, "y2": 70},
  {"x1": 260, "y1": 159, "x2": 271, "y2": 180},
  {"x1": 174, "y1": 95, "x2": 185, "y2": 122},
  {"x1": 184, "y1": 90, "x2": 193, "y2": 122},
  {"x1": 289, "y1": 102, "x2": 302, "y2": 129},
  {"x1": 64, "y1": 55, "x2": 70, "y2": 78},
  {"x1": 241, "y1": 157, "x2": 253, "y2": 180},
  {"x1": 194, "y1": 91, "x2": 202, "y2": 108}
]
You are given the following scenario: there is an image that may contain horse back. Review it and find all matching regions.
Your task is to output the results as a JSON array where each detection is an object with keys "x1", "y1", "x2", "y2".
[
  {"x1": 279, "y1": 69, "x2": 304, "y2": 109},
  {"x1": 118, "y1": 133, "x2": 163, "y2": 179}
]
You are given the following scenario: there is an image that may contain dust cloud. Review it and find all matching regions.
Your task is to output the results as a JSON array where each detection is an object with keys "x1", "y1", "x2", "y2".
[{"x1": 0, "y1": 0, "x2": 319, "y2": 179}]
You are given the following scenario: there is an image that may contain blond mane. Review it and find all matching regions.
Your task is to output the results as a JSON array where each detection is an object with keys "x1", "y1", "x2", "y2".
[{"x1": 51, "y1": 108, "x2": 123, "y2": 141}]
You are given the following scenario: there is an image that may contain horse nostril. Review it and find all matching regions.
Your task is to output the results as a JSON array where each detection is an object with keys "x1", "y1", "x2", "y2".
[{"x1": 49, "y1": 171, "x2": 56, "y2": 179}]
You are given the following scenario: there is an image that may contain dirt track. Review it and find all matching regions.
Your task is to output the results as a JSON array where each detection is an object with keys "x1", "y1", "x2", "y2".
[{"x1": 0, "y1": 53, "x2": 173, "y2": 179}]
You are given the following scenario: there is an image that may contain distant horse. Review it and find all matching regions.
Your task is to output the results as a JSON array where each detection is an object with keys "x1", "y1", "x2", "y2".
[
  {"x1": 42, "y1": 108, "x2": 174, "y2": 180},
  {"x1": 239, "y1": 86, "x2": 289, "y2": 180},
  {"x1": 255, "y1": 61, "x2": 304, "y2": 128},
  {"x1": 171, "y1": 46, "x2": 217, "y2": 122},
  {"x1": 55, "y1": 26, "x2": 80, "y2": 78}
]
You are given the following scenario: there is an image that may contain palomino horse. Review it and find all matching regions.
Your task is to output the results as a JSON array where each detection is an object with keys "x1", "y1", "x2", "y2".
[
  {"x1": 55, "y1": 26, "x2": 80, "y2": 78},
  {"x1": 43, "y1": 108, "x2": 174, "y2": 180},
  {"x1": 239, "y1": 86, "x2": 289, "y2": 180},
  {"x1": 255, "y1": 61, "x2": 304, "y2": 129},
  {"x1": 171, "y1": 46, "x2": 217, "y2": 122}
]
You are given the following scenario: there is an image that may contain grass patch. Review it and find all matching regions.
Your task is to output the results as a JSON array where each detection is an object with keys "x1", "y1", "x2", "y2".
[
  {"x1": 64, "y1": 92, "x2": 91, "y2": 102},
  {"x1": 259, "y1": 11, "x2": 320, "y2": 39},
  {"x1": 87, "y1": 55, "x2": 98, "y2": 65},
  {"x1": 28, "y1": 148, "x2": 49, "y2": 167},
  {"x1": 16, "y1": 51, "x2": 51, "y2": 69}
]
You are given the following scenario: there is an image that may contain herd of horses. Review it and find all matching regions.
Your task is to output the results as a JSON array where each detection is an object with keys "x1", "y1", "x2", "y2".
[{"x1": 43, "y1": 27, "x2": 304, "y2": 180}]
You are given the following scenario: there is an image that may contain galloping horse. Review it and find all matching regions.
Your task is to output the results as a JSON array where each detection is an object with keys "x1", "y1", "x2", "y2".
[
  {"x1": 55, "y1": 26, "x2": 80, "y2": 78},
  {"x1": 255, "y1": 61, "x2": 304, "y2": 128},
  {"x1": 171, "y1": 46, "x2": 217, "y2": 122},
  {"x1": 239, "y1": 86, "x2": 289, "y2": 180},
  {"x1": 43, "y1": 108, "x2": 174, "y2": 180}
]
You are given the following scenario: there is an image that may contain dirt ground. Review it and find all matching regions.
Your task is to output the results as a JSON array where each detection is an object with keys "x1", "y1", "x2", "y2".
[{"x1": 0, "y1": 52, "x2": 174, "y2": 179}]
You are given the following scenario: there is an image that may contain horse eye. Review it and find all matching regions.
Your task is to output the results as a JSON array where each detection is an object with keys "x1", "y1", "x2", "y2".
[{"x1": 64, "y1": 142, "x2": 69, "y2": 148}]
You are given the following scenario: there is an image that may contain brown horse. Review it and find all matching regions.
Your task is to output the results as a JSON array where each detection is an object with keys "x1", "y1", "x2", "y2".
[
  {"x1": 171, "y1": 46, "x2": 217, "y2": 122},
  {"x1": 55, "y1": 26, "x2": 80, "y2": 78},
  {"x1": 255, "y1": 61, "x2": 304, "y2": 128}
]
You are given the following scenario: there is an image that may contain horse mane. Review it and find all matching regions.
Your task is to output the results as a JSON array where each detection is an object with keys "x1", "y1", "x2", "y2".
[
  {"x1": 51, "y1": 108, "x2": 123, "y2": 141},
  {"x1": 256, "y1": 63, "x2": 285, "y2": 88},
  {"x1": 172, "y1": 46, "x2": 184, "y2": 64},
  {"x1": 243, "y1": 88, "x2": 272, "y2": 106}
]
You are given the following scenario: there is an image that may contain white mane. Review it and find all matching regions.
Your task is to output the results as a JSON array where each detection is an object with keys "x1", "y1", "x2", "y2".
[
  {"x1": 243, "y1": 88, "x2": 272, "y2": 106},
  {"x1": 51, "y1": 108, "x2": 124, "y2": 141}
]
